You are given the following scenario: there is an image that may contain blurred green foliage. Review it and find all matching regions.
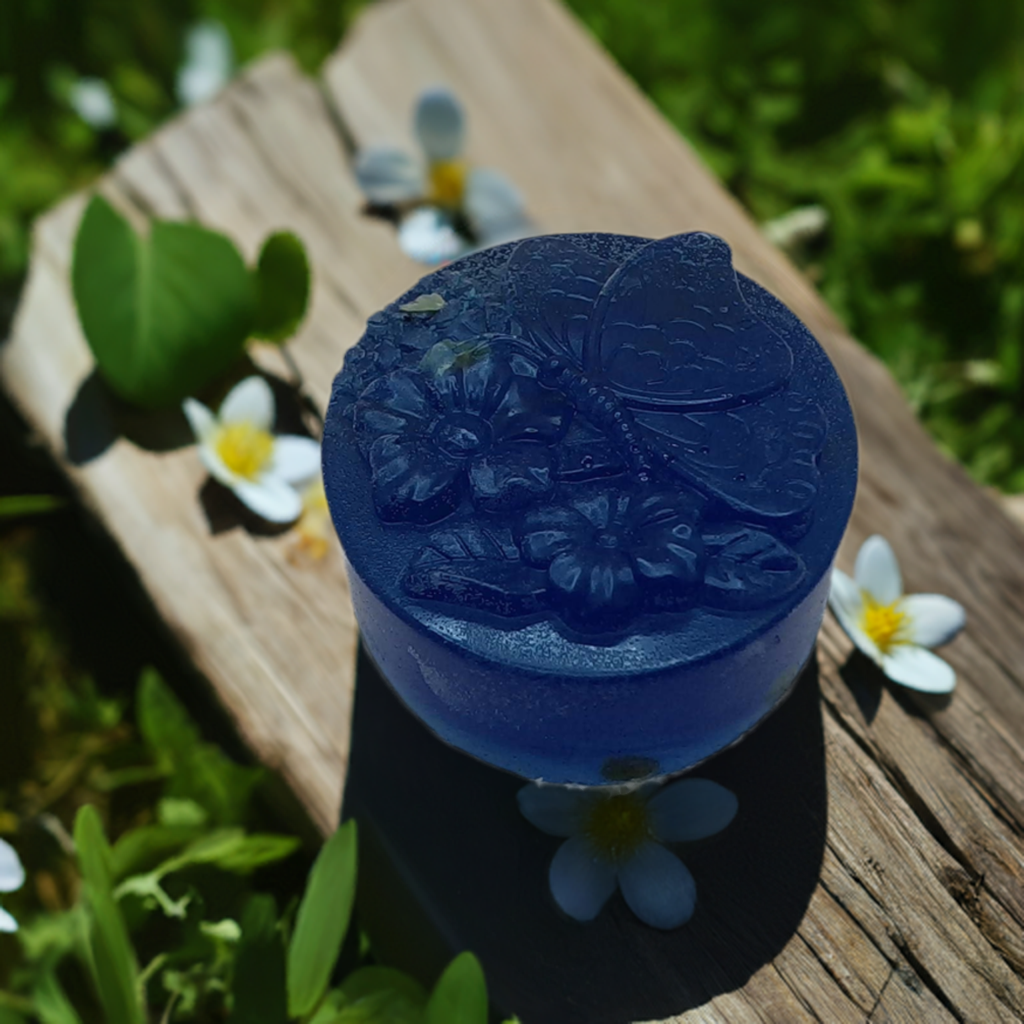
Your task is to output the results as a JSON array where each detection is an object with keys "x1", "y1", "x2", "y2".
[
  {"x1": 0, "y1": 0, "x2": 363, "y2": 307},
  {"x1": 568, "y1": 0, "x2": 1024, "y2": 490},
  {"x1": 3, "y1": 0, "x2": 1023, "y2": 485}
]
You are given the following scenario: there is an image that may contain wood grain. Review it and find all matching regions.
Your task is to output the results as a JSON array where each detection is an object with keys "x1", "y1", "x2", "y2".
[
  {"x1": 1, "y1": 0, "x2": 1022, "y2": 1018},
  {"x1": 324, "y1": 0, "x2": 1024, "y2": 1020}
]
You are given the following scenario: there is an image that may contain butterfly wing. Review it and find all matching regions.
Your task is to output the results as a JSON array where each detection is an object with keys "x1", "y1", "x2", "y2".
[
  {"x1": 585, "y1": 233, "x2": 793, "y2": 409},
  {"x1": 506, "y1": 235, "x2": 620, "y2": 366},
  {"x1": 634, "y1": 389, "x2": 826, "y2": 522}
]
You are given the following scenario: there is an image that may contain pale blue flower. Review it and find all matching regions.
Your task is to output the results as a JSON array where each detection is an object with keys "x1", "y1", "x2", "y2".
[{"x1": 518, "y1": 777, "x2": 737, "y2": 929}]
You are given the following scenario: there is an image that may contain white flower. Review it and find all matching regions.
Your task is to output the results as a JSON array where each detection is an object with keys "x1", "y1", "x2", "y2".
[
  {"x1": 183, "y1": 376, "x2": 321, "y2": 523},
  {"x1": 354, "y1": 87, "x2": 530, "y2": 264},
  {"x1": 176, "y1": 21, "x2": 234, "y2": 108},
  {"x1": 69, "y1": 77, "x2": 117, "y2": 130},
  {"x1": 518, "y1": 777, "x2": 737, "y2": 929},
  {"x1": 829, "y1": 535, "x2": 966, "y2": 693},
  {"x1": 0, "y1": 838, "x2": 25, "y2": 933},
  {"x1": 397, "y1": 207, "x2": 466, "y2": 265}
]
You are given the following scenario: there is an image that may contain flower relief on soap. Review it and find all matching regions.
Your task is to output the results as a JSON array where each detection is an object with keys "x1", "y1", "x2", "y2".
[{"x1": 340, "y1": 232, "x2": 827, "y2": 636}]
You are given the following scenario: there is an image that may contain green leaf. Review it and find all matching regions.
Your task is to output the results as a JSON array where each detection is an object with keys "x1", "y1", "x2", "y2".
[
  {"x1": 115, "y1": 830, "x2": 299, "y2": 917},
  {"x1": 199, "y1": 918, "x2": 241, "y2": 944},
  {"x1": 230, "y1": 895, "x2": 287, "y2": 1024},
  {"x1": 71, "y1": 194, "x2": 253, "y2": 409},
  {"x1": 32, "y1": 969, "x2": 84, "y2": 1024},
  {"x1": 331, "y1": 992, "x2": 424, "y2": 1023},
  {"x1": 424, "y1": 953, "x2": 487, "y2": 1024},
  {"x1": 315, "y1": 967, "x2": 428, "y2": 1024},
  {"x1": 306, "y1": 991, "x2": 347, "y2": 1024},
  {"x1": 286, "y1": 820, "x2": 358, "y2": 1019},
  {"x1": 109, "y1": 824, "x2": 207, "y2": 880},
  {"x1": 16, "y1": 907, "x2": 87, "y2": 966},
  {"x1": 136, "y1": 668, "x2": 261, "y2": 825},
  {"x1": 339, "y1": 968, "x2": 427, "y2": 1008},
  {"x1": 0, "y1": 495, "x2": 64, "y2": 518},
  {"x1": 73, "y1": 806, "x2": 145, "y2": 1024},
  {"x1": 252, "y1": 231, "x2": 311, "y2": 343},
  {"x1": 175, "y1": 830, "x2": 300, "y2": 874},
  {"x1": 157, "y1": 797, "x2": 209, "y2": 828},
  {"x1": 75, "y1": 805, "x2": 115, "y2": 896}
]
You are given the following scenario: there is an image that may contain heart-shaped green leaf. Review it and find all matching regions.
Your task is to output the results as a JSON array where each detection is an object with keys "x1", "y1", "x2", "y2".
[
  {"x1": 252, "y1": 230, "x2": 311, "y2": 343},
  {"x1": 72, "y1": 195, "x2": 254, "y2": 409}
]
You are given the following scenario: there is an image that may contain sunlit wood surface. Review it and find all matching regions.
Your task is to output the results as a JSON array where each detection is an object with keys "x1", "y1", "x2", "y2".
[{"x1": 5, "y1": 0, "x2": 1024, "y2": 1019}]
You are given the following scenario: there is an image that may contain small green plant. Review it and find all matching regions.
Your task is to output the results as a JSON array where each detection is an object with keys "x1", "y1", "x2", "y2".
[
  {"x1": 61, "y1": 806, "x2": 497, "y2": 1024},
  {"x1": 71, "y1": 195, "x2": 310, "y2": 409},
  {"x1": 0, "y1": 669, "x2": 514, "y2": 1023}
]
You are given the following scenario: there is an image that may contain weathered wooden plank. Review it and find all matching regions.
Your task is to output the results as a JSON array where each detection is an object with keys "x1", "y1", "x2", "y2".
[
  {"x1": 323, "y1": 0, "x2": 1024, "y2": 1019},
  {"x1": 1, "y1": 58, "x2": 385, "y2": 836},
  {"x1": 2, "y1": 0, "x2": 1024, "y2": 1018}
]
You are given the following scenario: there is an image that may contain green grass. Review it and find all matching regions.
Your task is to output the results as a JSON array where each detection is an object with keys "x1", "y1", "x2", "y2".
[
  {"x1": 567, "y1": 0, "x2": 1024, "y2": 491},
  {"x1": 3, "y1": 0, "x2": 1022, "y2": 486}
]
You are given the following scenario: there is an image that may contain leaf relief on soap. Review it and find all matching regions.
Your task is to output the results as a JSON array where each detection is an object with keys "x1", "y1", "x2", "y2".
[{"x1": 404, "y1": 525, "x2": 548, "y2": 618}]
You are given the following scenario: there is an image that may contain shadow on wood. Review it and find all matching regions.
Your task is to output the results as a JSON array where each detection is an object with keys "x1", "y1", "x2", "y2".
[
  {"x1": 838, "y1": 649, "x2": 954, "y2": 725},
  {"x1": 343, "y1": 647, "x2": 828, "y2": 1024},
  {"x1": 64, "y1": 369, "x2": 194, "y2": 465}
]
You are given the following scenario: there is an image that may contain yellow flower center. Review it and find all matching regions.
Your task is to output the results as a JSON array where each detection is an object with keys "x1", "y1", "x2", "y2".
[
  {"x1": 583, "y1": 793, "x2": 652, "y2": 863},
  {"x1": 214, "y1": 422, "x2": 274, "y2": 481},
  {"x1": 860, "y1": 594, "x2": 909, "y2": 655},
  {"x1": 427, "y1": 159, "x2": 468, "y2": 208}
]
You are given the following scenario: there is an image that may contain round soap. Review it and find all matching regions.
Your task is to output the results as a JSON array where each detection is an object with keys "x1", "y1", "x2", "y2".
[{"x1": 323, "y1": 232, "x2": 857, "y2": 785}]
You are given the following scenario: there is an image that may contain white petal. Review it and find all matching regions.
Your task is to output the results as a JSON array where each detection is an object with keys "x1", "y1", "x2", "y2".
[
  {"x1": 902, "y1": 594, "x2": 966, "y2": 648},
  {"x1": 355, "y1": 146, "x2": 425, "y2": 204},
  {"x1": 219, "y1": 376, "x2": 274, "y2": 430},
  {"x1": 548, "y1": 836, "x2": 617, "y2": 922},
  {"x1": 881, "y1": 645, "x2": 957, "y2": 694},
  {"x1": 397, "y1": 208, "x2": 467, "y2": 265},
  {"x1": 647, "y1": 779, "x2": 738, "y2": 843},
  {"x1": 0, "y1": 906, "x2": 17, "y2": 933},
  {"x1": 828, "y1": 570, "x2": 884, "y2": 663},
  {"x1": 465, "y1": 168, "x2": 531, "y2": 247},
  {"x1": 854, "y1": 535, "x2": 902, "y2": 604},
  {"x1": 233, "y1": 478, "x2": 302, "y2": 523},
  {"x1": 414, "y1": 87, "x2": 465, "y2": 163},
  {"x1": 618, "y1": 842, "x2": 697, "y2": 929},
  {"x1": 517, "y1": 784, "x2": 587, "y2": 837},
  {"x1": 266, "y1": 436, "x2": 322, "y2": 486},
  {"x1": 0, "y1": 840, "x2": 24, "y2": 893},
  {"x1": 828, "y1": 568, "x2": 865, "y2": 628},
  {"x1": 183, "y1": 398, "x2": 217, "y2": 444}
]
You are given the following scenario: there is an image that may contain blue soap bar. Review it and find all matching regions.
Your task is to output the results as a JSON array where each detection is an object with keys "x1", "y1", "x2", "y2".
[{"x1": 323, "y1": 232, "x2": 857, "y2": 784}]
